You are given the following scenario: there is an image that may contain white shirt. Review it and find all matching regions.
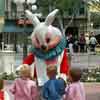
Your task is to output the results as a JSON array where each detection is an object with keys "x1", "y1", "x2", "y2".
[{"x1": 89, "y1": 37, "x2": 97, "y2": 45}]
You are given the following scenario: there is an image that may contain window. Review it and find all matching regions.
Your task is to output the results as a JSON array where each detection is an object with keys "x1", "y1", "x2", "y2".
[
  {"x1": 68, "y1": 8, "x2": 73, "y2": 16},
  {"x1": 79, "y1": 7, "x2": 85, "y2": 15}
]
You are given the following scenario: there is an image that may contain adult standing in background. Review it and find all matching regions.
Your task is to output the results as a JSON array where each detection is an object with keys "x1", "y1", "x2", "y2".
[
  {"x1": 89, "y1": 33, "x2": 97, "y2": 54},
  {"x1": 68, "y1": 34, "x2": 74, "y2": 55},
  {"x1": 79, "y1": 33, "x2": 86, "y2": 53},
  {"x1": 85, "y1": 33, "x2": 90, "y2": 52},
  {"x1": 73, "y1": 35, "x2": 79, "y2": 53}
]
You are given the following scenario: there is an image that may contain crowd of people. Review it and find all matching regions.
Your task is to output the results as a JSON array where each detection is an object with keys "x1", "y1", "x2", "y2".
[
  {"x1": 0, "y1": 64, "x2": 86, "y2": 100},
  {"x1": 66, "y1": 32, "x2": 98, "y2": 55}
]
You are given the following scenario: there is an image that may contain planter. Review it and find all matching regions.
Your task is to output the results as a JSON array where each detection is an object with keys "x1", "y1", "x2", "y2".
[{"x1": 0, "y1": 50, "x2": 15, "y2": 74}]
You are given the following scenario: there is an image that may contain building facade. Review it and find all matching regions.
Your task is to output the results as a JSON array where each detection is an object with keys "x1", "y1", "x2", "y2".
[
  {"x1": 0, "y1": 0, "x2": 33, "y2": 53},
  {"x1": 0, "y1": 0, "x2": 88, "y2": 52}
]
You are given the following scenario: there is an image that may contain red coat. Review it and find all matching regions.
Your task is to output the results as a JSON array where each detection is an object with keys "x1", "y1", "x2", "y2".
[{"x1": 0, "y1": 91, "x2": 4, "y2": 100}]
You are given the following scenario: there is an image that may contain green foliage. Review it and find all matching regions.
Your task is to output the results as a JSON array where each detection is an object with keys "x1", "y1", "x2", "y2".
[
  {"x1": 81, "y1": 66, "x2": 100, "y2": 82},
  {"x1": 37, "y1": 0, "x2": 82, "y2": 16},
  {"x1": 56, "y1": 0, "x2": 80, "y2": 9},
  {"x1": 0, "y1": 72, "x2": 17, "y2": 80},
  {"x1": 87, "y1": 0, "x2": 100, "y2": 29},
  {"x1": 91, "y1": 12, "x2": 100, "y2": 28}
]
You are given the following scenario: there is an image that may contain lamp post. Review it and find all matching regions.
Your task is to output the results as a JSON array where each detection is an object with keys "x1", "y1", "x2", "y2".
[{"x1": 13, "y1": 0, "x2": 37, "y2": 59}]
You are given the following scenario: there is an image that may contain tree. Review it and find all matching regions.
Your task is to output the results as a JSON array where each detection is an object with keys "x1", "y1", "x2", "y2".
[
  {"x1": 86, "y1": 0, "x2": 100, "y2": 28},
  {"x1": 37, "y1": 0, "x2": 82, "y2": 34},
  {"x1": 91, "y1": 12, "x2": 100, "y2": 28}
]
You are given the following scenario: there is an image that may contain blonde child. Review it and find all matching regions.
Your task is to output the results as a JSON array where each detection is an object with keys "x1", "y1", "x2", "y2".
[
  {"x1": 9, "y1": 64, "x2": 39, "y2": 100},
  {"x1": 63, "y1": 67, "x2": 86, "y2": 100}
]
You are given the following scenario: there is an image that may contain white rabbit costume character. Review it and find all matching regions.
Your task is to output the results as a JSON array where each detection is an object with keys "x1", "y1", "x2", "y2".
[{"x1": 22, "y1": 9, "x2": 69, "y2": 86}]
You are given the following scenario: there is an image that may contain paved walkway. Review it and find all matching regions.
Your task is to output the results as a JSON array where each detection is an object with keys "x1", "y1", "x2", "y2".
[
  {"x1": 85, "y1": 83, "x2": 100, "y2": 100},
  {"x1": 15, "y1": 53, "x2": 100, "y2": 68},
  {"x1": 71, "y1": 53, "x2": 100, "y2": 68}
]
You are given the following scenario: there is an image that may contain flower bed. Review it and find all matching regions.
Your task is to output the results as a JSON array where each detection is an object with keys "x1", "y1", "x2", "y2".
[
  {"x1": 0, "y1": 66, "x2": 100, "y2": 82},
  {"x1": 0, "y1": 72, "x2": 17, "y2": 80},
  {"x1": 81, "y1": 66, "x2": 100, "y2": 82}
]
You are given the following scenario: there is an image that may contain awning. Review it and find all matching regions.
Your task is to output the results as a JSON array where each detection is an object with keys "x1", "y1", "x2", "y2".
[
  {"x1": 0, "y1": 0, "x2": 5, "y2": 16},
  {"x1": 0, "y1": 17, "x2": 5, "y2": 32},
  {"x1": 3, "y1": 25, "x2": 33, "y2": 33},
  {"x1": 3, "y1": 20, "x2": 33, "y2": 33}
]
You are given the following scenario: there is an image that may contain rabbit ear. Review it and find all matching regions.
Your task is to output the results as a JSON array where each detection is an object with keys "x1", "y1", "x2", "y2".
[
  {"x1": 45, "y1": 9, "x2": 59, "y2": 26},
  {"x1": 25, "y1": 10, "x2": 40, "y2": 27}
]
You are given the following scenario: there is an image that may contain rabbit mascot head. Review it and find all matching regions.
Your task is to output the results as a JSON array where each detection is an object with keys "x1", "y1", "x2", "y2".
[{"x1": 22, "y1": 9, "x2": 69, "y2": 86}]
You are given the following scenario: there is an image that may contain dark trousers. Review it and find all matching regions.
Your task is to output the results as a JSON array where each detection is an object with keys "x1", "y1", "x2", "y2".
[
  {"x1": 80, "y1": 44, "x2": 85, "y2": 53},
  {"x1": 90, "y1": 44, "x2": 96, "y2": 52}
]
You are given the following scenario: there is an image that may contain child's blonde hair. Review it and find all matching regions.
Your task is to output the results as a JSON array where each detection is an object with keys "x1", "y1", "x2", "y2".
[{"x1": 19, "y1": 64, "x2": 31, "y2": 78}]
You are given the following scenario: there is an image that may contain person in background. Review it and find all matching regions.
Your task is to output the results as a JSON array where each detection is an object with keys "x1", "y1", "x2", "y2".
[
  {"x1": 0, "y1": 79, "x2": 10, "y2": 100},
  {"x1": 73, "y1": 36, "x2": 79, "y2": 53},
  {"x1": 79, "y1": 33, "x2": 86, "y2": 53},
  {"x1": 85, "y1": 33, "x2": 90, "y2": 52},
  {"x1": 9, "y1": 64, "x2": 39, "y2": 100},
  {"x1": 89, "y1": 33, "x2": 97, "y2": 54},
  {"x1": 63, "y1": 67, "x2": 86, "y2": 100},
  {"x1": 42, "y1": 64, "x2": 66, "y2": 100},
  {"x1": 68, "y1": 34, "x2": 74, "y2": 55}
]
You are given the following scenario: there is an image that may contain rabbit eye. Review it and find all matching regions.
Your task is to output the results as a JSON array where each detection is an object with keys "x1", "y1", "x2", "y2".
[
  {"x1": 46, "y1": 38, "x2": 50, "y2": 43},
  {"x1": 36, "y1": 37, "x2": 40, "y2": 44}
]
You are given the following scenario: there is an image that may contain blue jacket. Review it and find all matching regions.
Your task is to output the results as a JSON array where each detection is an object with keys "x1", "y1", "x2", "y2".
[{"x1": 42, "y1": 78, "x2": 65, "y2": 100}]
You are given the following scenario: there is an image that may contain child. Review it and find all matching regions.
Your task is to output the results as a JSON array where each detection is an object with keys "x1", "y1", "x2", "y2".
[
  {"x1": 63, "y1": 67, "x2": 86, "y2": 100},
  {"x1": 9, "y1": 64, "x2": 39, "y2": 100},
  {"x1": 42, "y1": 64, "x2": 66, "y2": 100},
  {"x1": 0, "y1": 79, "x2": 10, "y2": 100}
]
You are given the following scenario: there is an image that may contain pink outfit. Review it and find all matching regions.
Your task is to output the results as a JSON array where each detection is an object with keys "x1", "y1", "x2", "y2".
[
  {"x1": 63, "y1": 82, "x2": 86, "y2": 100},
  {"x1": 9, "y1": 78, "x2": 39, "y2": 100}
]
